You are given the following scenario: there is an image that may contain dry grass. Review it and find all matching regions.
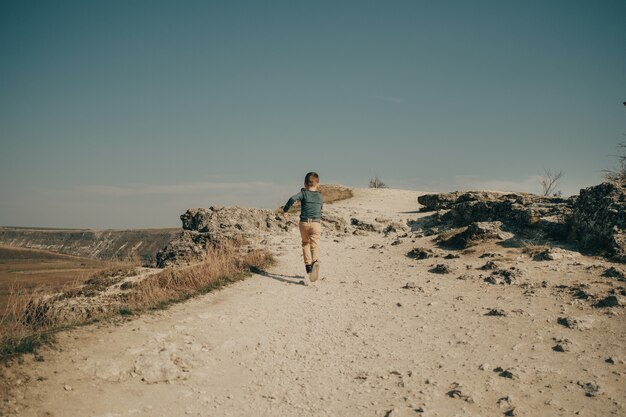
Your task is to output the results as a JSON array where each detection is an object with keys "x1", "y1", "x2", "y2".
[
  {"x1": 127, "y1": 246, "x2": 274, "y2": 310},
  {"x1": 520, "y1": 240, "x2": 550, "y2": 257},
  {"x1": 435, "y1": 227, "x2": 466, "y2": 243},
  {"x1": 0, "y1": 246, "x2": 273, "y2": 361}
]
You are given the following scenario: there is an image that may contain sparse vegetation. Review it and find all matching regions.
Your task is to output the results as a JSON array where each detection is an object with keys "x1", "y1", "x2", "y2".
[
  {"x1": 604, "y1": 142, "x2": 626, "y2": 184},
  {"x1": 129, "y1": 246, "x2": 274, "y2": 309},
  {"x1": 520, "y1": 240, "x2": 550, "y2": 257},
  {"x1": 368, "y1": 174, "x2": 387, "y2": 189},
  {"x1": 539, "y1": 168, "x2": 563, "y2": 196},
  {"x1": 0, "y1": 245, "x2": 274, "y2": 361}
]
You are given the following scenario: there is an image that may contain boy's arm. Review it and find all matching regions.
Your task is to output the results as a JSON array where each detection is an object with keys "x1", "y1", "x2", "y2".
[{"x1": 282, "y1": 191, "x2": 303, "y2": 213}]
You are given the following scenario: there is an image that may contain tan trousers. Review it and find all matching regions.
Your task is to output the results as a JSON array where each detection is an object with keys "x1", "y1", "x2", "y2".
[{"x1": 299, "y1": 221, "x2": 321, "y2": 265}]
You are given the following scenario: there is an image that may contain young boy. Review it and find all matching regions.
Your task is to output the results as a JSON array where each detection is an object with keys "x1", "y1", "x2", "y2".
[{"x1": 282, "y1": 172, "x2": 323, "y2": 282}]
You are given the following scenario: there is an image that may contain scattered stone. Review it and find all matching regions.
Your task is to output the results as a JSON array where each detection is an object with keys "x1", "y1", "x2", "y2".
[
  {"x1": 384, "y1": 409, "x2": 398, "y2": 417},
  {"x1": 484, "y1": 267, "x2": 522, "y2": 285},
  {"x1": 602, "y1": 267, "x2": 625, "y2": 281},
  {"x1": 402, "y1": 282, "x2": 418, "y2": 289},
  {"x1": 370, "y1": 243, "x2": 382, "y2": 250},
  {"x1": 497, "y1": 396, "x2": 513, "y2": 408},
  {"x1": 430, "y1": 264, "x2": 452, "y2": 274},
  {"x1": 407, "y1": 247, "x2": 433, "y2": 260},
  {"x1": 383, "y1": 221, "x2": 409, "y2": 236},
  {"x1": 446, "y1": 383, "x2": 474, "y2": 403},
  {"x1": 63, "y1": 385, "x2": 72, "y2": 391},
  {"x1": 350, "y1": 218, "x2": 382, "y2": 233},
  {"x1": 593, "y1": 295, "x2": 621, "y2": 308},
  {"x1": 494, "y1": 367, "x2": 517, "y2": 380},
  {"x1": 577, "y1": 381, "x2": 601, "y2": 397},
  {"x1": 504, "y1": 408, "x2": 517, "y2": 417},
  {"x1": 480, "y1": 260, "x2": 500, "y2": 270},
  {"x1": 480, "y1": 252, "x2": 501, "y2": 258},
  {"x1": 570, "y1": 286, "x2": 591, "y2": 300},
  {"x1": 391, "y1": 239, "x2": 402, "y2": 246},
  {"x1": 444, "y1": 253, "x2": 460, "y2": 259},
  {"x1": 478, "y1": 363, "x2": 489, "y2": 371},
  {"x1": 605, "y1": 357, "x2": 615, "y2": 364},
  {"x1": 557, "y1": 316, "x2": 594, "y2": 331},
  {"x1": 485, "y1": 308, "x2": 507, "y2": 317},
  {"x1": 552, "y1": 338, "x2": 572, "y2": 352}
]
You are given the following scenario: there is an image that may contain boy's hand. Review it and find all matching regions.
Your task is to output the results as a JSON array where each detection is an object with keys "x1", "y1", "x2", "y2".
[{"x1": 282, "y1": 212, "x2": 289, "y2": 220}]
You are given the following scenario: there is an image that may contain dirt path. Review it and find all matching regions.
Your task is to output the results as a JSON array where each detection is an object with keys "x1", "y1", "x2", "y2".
[{"x1": 3, "y1": 189, "x2": 625, "y2": 417}]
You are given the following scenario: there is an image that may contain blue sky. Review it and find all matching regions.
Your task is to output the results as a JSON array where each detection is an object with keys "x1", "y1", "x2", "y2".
[{"x1": 1, "y1": 1, "x2": 625, "y2": 228}]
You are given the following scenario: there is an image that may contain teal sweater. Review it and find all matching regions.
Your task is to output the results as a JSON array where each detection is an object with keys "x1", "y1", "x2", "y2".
[{"x1": 283, "y1": 189, "x2": 324, "y2": 221}]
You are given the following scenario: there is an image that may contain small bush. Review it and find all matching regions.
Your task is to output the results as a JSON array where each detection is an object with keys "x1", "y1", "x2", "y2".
[
  {"x1": 369, "y1": 175, "x2": 387, "y2": 189},
  {"x1": 118, "y1": 307, "x2": 133, "y2": 316}
]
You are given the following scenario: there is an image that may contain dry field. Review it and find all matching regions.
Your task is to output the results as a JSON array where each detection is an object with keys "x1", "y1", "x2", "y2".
[{"x1": 0, "y1": 245, "x2": 109, "y2": 313}]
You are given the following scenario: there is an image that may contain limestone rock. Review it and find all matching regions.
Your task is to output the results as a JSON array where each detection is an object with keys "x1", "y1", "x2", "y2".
[
  {"x1": 571, "y1": 182, "x2": 626, "y2": 262},
  {"x1": 157, "y1": 206, "x2": 288, "y2": 267}
]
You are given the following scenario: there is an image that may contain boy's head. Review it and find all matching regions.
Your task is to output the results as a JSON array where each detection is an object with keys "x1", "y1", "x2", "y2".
[{"x1": 304, "y1": 172, "x2": 320, "y2": 188}]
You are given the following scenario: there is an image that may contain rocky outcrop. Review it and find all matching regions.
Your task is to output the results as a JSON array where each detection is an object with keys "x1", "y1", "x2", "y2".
[
  {"x1": 418, "y1": 182, "x2": 626, "y2": 262},
  {"x1": 156, "y1": 206, "x2": 289, "y2": 267},
  {"x1": 570, "y1": 182, "x2": 626, "y2": 262},
  {"x1": 418, "y1": 191, "x2": 573, "y2": 239}
]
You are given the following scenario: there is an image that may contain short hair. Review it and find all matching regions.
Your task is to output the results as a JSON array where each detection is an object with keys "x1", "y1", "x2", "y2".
[{"x1": 304, "y1": 172, "x2": 319, "y2": 186}]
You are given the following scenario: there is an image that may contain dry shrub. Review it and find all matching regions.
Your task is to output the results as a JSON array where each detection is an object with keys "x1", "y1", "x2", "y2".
[{"x1": 368, "y1": 175, "x2": 387, "y2": 189}]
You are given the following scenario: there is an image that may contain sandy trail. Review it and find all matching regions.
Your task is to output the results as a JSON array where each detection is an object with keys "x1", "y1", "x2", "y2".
[{"x1": 4, "y1": 189, "x2": 625, "y2": 417}]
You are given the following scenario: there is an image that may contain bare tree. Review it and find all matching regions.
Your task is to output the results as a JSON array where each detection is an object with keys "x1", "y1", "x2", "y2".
[
  {"x1": 369, "y1": 174, "x2": 387, "y2": 189},
  {"x1": 540, "y1": 168, "x2": 563, "y2": 196},
  {"x1": 603, "y1": 142, "x2": 626, "y2": 184}
]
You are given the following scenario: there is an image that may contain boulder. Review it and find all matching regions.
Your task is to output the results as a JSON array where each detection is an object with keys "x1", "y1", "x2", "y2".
[{"x1": 570, "y1": 182, "x2": 626, "y2": 262}]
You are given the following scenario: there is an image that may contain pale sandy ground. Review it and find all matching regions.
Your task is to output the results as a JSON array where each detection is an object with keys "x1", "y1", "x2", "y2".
[{"x1": 2, "y1": 188, "x2": 625, "y2": 417}]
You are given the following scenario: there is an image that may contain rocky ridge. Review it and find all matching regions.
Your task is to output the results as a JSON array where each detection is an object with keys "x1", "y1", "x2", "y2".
[{"x1": 418, "y1": 181, "x2": 626, "y2": 262}]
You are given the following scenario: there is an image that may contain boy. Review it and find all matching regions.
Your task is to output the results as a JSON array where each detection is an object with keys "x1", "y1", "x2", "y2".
[{"x1": 282, "y1": 172, "x2": 323, "y2": 282}]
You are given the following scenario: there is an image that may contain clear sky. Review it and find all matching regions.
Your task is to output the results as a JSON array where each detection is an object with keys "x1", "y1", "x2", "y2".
[{"x1": 1, "y1": 1, "x2": 625, "y2": 229}]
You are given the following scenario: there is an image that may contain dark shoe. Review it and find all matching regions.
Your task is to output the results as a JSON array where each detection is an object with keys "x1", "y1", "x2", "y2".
[
  {"x1": 309, "y1": 261, "x2": 320, "y2": 282},
  {"x1": 305, "y1": 264, "x2": 312, "y2": 274}
]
